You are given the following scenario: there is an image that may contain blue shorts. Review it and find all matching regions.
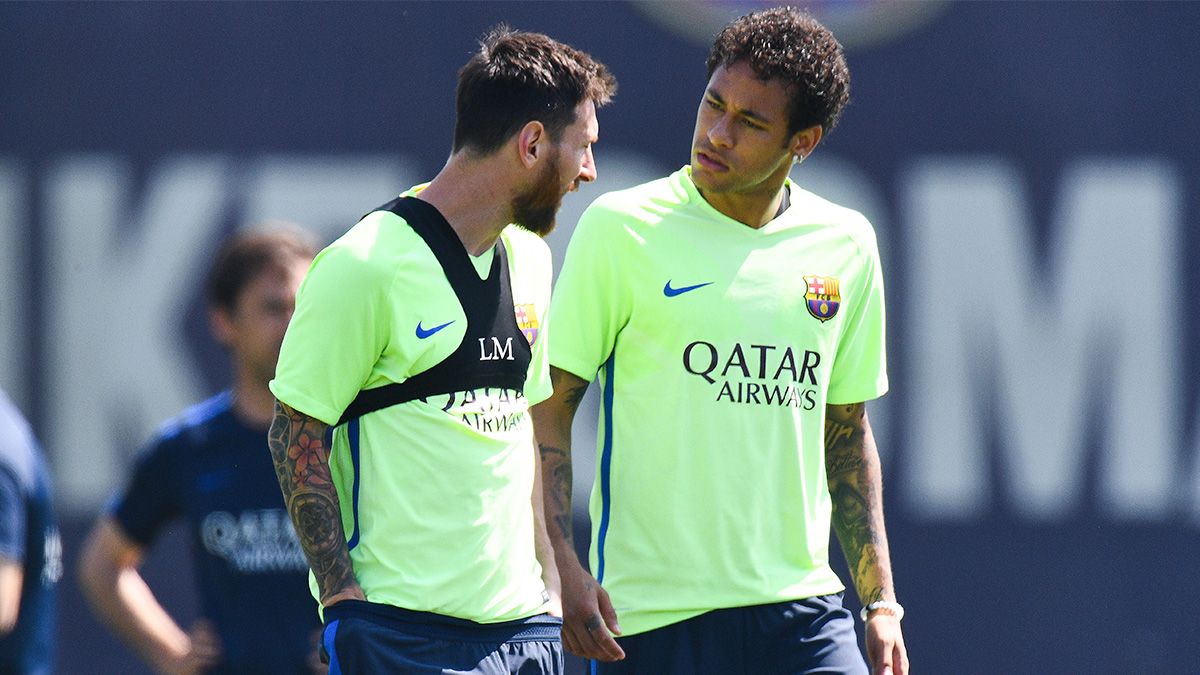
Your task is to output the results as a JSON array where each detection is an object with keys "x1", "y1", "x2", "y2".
[
  {"x1": 595, "y1": 594, "x2": 867, "y2": 675},
  {"x1": 322, "y1": 600, "x2": 563, "y2": 675}
]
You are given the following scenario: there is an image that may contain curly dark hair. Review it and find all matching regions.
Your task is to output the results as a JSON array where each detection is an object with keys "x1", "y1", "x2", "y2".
[
  {"x1": 453, "y1": 26, "x2": 617, "y2": 155},
  {"x1": 706, "y1": 7, "x2": 850, "y2": 138}
]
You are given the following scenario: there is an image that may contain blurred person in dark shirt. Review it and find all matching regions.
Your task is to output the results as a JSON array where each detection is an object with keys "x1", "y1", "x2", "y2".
[
  {"x1": 0, "y1": 388, "x2": 61, "y2": 675},
  {"x1": 79, "y1": 227, "x2": 323, "y2": 674}
]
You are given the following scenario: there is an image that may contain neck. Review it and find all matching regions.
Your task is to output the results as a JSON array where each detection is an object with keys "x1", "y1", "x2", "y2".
[
  {"x1": 698, "y1": 168, "x2": 791, "y2": 229},
  {"x1": 230, "y1": 370, "x2": 276, "y2": 429},
  {"x1": 417, "y1": 154, "x2": 514, "y2": 255}
]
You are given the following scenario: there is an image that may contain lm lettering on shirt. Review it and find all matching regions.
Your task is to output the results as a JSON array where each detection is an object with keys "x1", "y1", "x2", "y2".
[{"x1": 478, "y1": 336, "x2": 515, "y2": 361}]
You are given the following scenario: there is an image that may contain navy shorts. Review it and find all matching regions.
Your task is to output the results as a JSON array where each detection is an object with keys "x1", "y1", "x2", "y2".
[
  {"x1": 595, "y1": 594, "x2": 867, "y2": 675},
  {"x1": 322, "y1": 600, "x2": 563, "y2": 675}
]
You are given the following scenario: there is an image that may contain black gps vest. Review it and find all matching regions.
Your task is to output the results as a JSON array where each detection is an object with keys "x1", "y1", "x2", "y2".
[{"x1": 337, "y1": 197, "x2": 533, "y2": 426}]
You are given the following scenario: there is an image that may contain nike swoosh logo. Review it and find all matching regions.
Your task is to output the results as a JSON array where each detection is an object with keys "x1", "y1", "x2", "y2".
[
  {"x1": 415, "y1": 320, "x2": 454, "y2": 339},
  {"x1": 663, "y1": 280, "x2": 714, "y2": 297}
]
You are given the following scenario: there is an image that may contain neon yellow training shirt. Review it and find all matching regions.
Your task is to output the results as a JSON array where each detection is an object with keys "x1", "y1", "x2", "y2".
[
  {"x1": 549, "y1": 167, "x2": 888, "y2": 635},
  {"x1": 271, "y1": 186, "x2": 553, "y2": 624}
]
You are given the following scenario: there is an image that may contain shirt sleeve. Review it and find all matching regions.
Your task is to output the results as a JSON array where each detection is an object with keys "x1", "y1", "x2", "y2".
[
  {"x1": 548, "y1": 200, "x2": 633, "y2": 382},
  {"x1": 525, "y1": 306, "x2": 552, "y2": 406},
  {"x1": 0, "y1": 466, "x2": 25, "y2": 562},
  {"x1": 109, "y1": 437, "x2": 183, "y2": 547},
  {"x1": 827, "y1": 221, "x2": 889, "y2": 405},
  {"x1": 516, "y1": 233, "x2": 555, "y2": 407},
  {"x1": 270, "y1": 226, "x2": 392, "y2": 426}
]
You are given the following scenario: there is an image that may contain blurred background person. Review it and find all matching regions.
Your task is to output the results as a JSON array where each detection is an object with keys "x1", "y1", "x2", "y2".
[
  {"x1": 0, "y1": 388, "x2": 61, "y2": 675},
  {"x1": 78, "y1": 227, "x2": 323, "y2": 675}
]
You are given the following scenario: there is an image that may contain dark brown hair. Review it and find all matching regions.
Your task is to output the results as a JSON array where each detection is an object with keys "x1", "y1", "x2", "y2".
[
  {"x1": 205, "y1": 226, "x2": 317, "y2": 312},
  {"x1": 453, "y1": 25, "x2": 616, "y2": 155},
  {"x1": 707, "y1": 7, "x2": 850, "y2": 137}
]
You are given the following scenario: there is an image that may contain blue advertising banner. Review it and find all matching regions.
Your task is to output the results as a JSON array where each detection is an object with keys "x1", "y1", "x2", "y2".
[{"x1": 3, "y1": 2, "x2": 1197, "y2": 672}]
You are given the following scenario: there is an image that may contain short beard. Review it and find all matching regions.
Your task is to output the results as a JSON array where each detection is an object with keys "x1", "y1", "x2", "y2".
[{"x1": 511, "y1": 151, "x2": 564, "y2": 237}]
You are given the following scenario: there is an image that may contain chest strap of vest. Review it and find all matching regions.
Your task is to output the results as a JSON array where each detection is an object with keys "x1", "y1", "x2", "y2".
[{"x1": 336, "y1": 197, "x2": 529, "y2": 426}]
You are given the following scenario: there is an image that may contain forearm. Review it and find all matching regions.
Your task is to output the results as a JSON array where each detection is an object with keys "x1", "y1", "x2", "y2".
[
  {"x1": 268, "y1": 400, "x2": 361, "y2": 606},
  {"x1": 77, "y1": 527, "x2": 189, "y2": 670},
  {"x1": 531, "y1": 434, "x2": 561, "y2": 605},
  {"x1": 531, "y1": 368, "x2": 590, "y2": 562},
  {"x1": 0, "y1": 560, "x2": 22, "y2": 635},
  {"x1": 93, "y1": 569, "x2": 190, "y2": 668},
  {"x1": 538, "y1": 437, "x2": 575, "y2": 559},
  {"x1": 825, "y1": 403, "x2": 895, "y2": 607}
]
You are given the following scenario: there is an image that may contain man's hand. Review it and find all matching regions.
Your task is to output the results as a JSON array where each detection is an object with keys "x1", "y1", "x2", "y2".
[
  {"x1": 558, "y1": 560, "x2": 623, "y2": 662},
  {"x1": 865, "y1": 613, "x2": 908, "y2": 675},
  {"x1": 307, "y1": 627, "x2": 328, "y2": 674},
  {"x1": 155, "y1": 619, "x2": 221, "y2": 675}
]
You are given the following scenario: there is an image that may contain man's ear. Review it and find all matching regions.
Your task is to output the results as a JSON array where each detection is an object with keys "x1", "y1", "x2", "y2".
[
  {"x1": 790, "y1": 124, "x2": 824, "y2": 162},
  {"x1": 516, "y1": 120, "x2": 547, "y2": 169}
]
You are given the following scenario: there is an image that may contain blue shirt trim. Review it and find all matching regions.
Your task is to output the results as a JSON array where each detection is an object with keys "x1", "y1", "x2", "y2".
[
  {"x1": 596, "y1": 356, "x2": 616, "y2": 584},
  {"x1": 323, "y1": 619, "x2": 341, "y2": 675},
  {"x1": 157, "y1": 391, "x2": 232, "y2": 440},
  {"x1": 345, "y1": 420, "x2": 362, "y2": 550}
]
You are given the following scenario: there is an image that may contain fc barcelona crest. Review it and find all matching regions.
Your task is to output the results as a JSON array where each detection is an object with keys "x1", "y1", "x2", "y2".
[
  {"x1": 803, "y1": 275, "x2": 840, "y2": 322},
  {"x1": 514, "y1": 303, "x2": 540, "y2": 346}
]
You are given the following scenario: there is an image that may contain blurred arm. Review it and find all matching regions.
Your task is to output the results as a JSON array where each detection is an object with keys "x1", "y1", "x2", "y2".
[
  {"x1": 77, "y1": 517, "x2": 217, "y2": 674},
  {"x1": 0, "y1": 557, "x2": 22, "y2": 635},
  {"x1": 268, "y1": 400, "x2": 363, "y2": 607},
  {"x1": 0, "y1": 465, "x2": 26, "y2": 635}
]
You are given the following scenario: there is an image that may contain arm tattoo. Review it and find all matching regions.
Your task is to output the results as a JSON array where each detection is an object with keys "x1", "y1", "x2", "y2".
[
  {"x1": 561, "y1": 380, "x2": 588, "y2": 413},
  {"x1": 537, "y1": 372, "x2": 590, "y2": 545},
  {"x1": 825, "y1": 403, "x2": 894, "y2": 607},
  {"x1": 538, "y1": 444, "x2": 574, "y2": 542},
  {"x1": 268, "y1": 400, "x2": 358, "y2": 602}
]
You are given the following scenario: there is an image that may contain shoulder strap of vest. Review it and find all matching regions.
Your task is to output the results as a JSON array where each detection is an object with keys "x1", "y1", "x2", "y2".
[{"x1": 336, "y1": 198, "x2": 512, "y2": 426}]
